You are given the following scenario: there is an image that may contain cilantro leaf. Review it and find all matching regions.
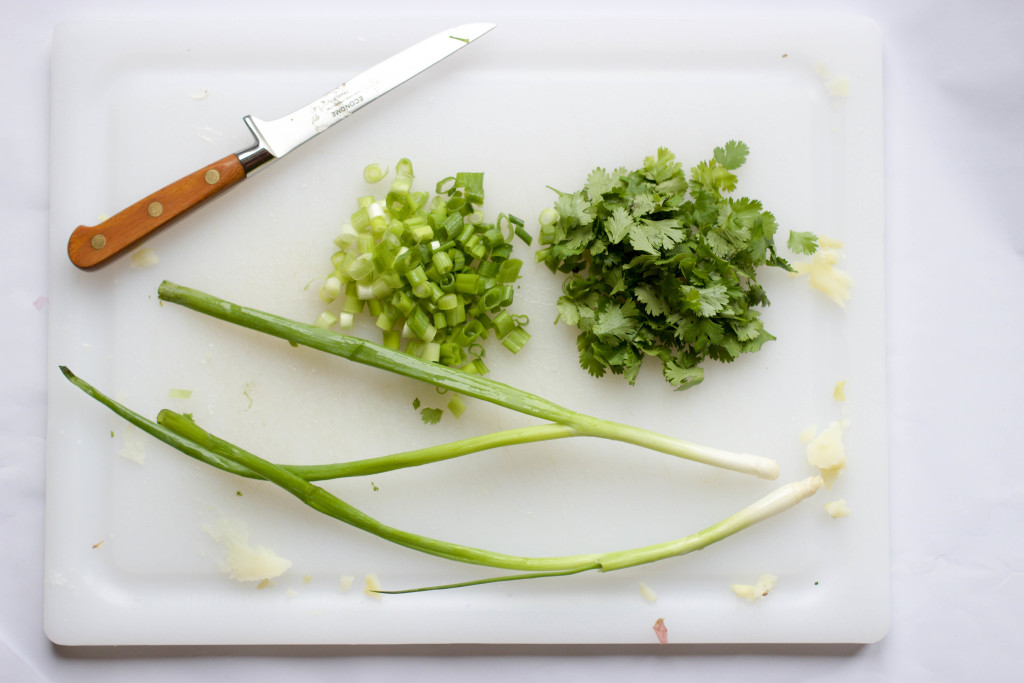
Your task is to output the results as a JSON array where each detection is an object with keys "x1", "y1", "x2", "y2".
[
  {"x1": 420, "y1": 407, "x2": 443, "y2": 424},
  {"x1": 605, "y1": 269, "x2": 627, "y2": 297},
  {"x1": 663, "y1": 361, "x2": 704, "y2": 390},
  {"x1": 730, "y1": 197, "x2": 763, "y2": 227},
  {"x1": 681, "y1": 317, "x2": 726, "y2": 350},
  {"x1": 634, "y1": 285, "x2": 669, "y2": 316},
  {"x1": 690, "y1": 283, "x2": 730, "y2": 317},
  {"x1": 713, "y1": 140, "x2": 750, "y2": 170},
  {"x1": 759, "y1": 210, "x2": 779, "y2": 240},
  {"x1": 647, "y1": 219, "x2": 685, "y2": 249},
  {"x1": 577, "y1": 335, "x2": 607, "y2": 378},
  {"x1": 691, "y1": 159, "x2": 738, "y2": 193},
  {"x1": 585, "y1": 167, "x2": 615, "y2": 197},
  {"x1": 629, "y1": 193, "x2": 656, "y2": 217},
  {"x1": 604, "y1": 205, "x2": 633, "y2": 244},
  {"x1": 592, "y1": 301, "x2": 640, "y2": 342},
  {"x1": 708, "y1": 336, "x2": 743, "y2": 363},
  {"x1": 555, "y1": 297, "x2": 583, "y2": 326},
  {"x1": 554, "y1": 192, "x2": 593, "y2": 226},
  {"x1": 644, "y1": 147, "x2": 683, "y2": 182},
  {"x1": 787, "y1": 230, "x2": 819, "y2": 255},
  {"x1": 656, "y1": 174, "x2": 688, "y2": 196},
  {"x1": 627, "y1": 220, "x2": 663, "y2": 255},
  {"x1": 731, "y1": 318, "x2": 764, "y2": 342},
  {"x1": 560, "y1": 225, "x2": 594, "y2": 256},
  {"x1": 741, "y1": 328, "x2": 776, "y2": 353}
]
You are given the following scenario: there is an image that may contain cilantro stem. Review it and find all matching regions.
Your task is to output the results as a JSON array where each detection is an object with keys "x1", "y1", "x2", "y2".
[
  {"x1": 59, "y1": 365, "x2": 821, "y2": 589},
  {"x1": 156, "y1": 281, "x2": 779, "y2": 479}
]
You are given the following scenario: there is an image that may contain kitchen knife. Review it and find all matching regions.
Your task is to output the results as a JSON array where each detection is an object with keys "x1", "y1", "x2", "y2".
[{"x1": 67, "y1": 22, "x2": 494, "y2": 270}]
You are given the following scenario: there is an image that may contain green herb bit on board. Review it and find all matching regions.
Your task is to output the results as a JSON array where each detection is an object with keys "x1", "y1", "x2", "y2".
[{"x1": 536, "y1": 142, "x2": 817, "y2": 390}]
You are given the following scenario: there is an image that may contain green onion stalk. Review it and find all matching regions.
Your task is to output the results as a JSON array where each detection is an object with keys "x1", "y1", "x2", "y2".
[
  {"x1": 60, "y1": 365, "x2": 821, "y2": 593},
  {"x1": 155, "y1": 281, "x2": 781, "y2": 481}
]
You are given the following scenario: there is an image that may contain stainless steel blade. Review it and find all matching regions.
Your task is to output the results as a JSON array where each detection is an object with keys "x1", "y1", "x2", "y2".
[{"x1": 237, "y1": 22, "x2": 494, "y2": 173}]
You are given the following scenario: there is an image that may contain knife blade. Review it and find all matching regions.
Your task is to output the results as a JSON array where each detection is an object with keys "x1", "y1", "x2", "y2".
[{"x1": 67, "y1": 22, "x2": 495, "y2": 270}]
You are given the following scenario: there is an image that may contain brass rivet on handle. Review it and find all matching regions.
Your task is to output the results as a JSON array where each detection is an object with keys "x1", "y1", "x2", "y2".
[
  {"x1": 205, "y1": 169, "x2": 221, "y2": 185},
  {"x1": 91, "y1": 234, "x2": 107, "y2": 250},
  {"x1": 148, "y1": 201, "x2": 164, "y2": 217}
]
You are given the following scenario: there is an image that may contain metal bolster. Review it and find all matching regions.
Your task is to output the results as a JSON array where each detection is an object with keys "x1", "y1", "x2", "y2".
[{"x1": 236, "y1": 115, "x2": 277, "y2": 175}]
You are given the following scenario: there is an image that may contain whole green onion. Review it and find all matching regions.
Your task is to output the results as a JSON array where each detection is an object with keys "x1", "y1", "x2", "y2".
[
  {"x1": 157, "y1": 281, "x2": 779, "y2": 480},
  {"x1": 59, "y1": 365, "x2": 820, "y2": 593}
]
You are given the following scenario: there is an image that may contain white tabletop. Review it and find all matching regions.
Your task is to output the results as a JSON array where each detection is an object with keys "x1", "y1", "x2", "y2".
[{"x1": 2, "y1": 0, "x2": 1022, "y2": 680}]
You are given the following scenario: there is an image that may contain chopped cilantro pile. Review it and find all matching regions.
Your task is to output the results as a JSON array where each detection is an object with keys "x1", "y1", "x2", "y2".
[{"x1": 536, "y1": 142, "x2": 816, "y2": 390}]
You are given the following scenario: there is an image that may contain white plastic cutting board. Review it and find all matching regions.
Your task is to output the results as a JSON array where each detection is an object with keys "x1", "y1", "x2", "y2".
[{"x1": 46, "y1": 13, "x2": 887, "y2": 646}]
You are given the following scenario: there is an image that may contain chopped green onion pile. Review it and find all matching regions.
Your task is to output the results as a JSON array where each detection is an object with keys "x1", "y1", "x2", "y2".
[{"x1": 316, "y1": 160, "x2": 533, "y2": 395}]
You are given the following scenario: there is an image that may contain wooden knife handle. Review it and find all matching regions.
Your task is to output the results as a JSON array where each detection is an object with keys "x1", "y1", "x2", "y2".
[{"x1": 67, "y1": 154, "x2": 246, "y2": 270}]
